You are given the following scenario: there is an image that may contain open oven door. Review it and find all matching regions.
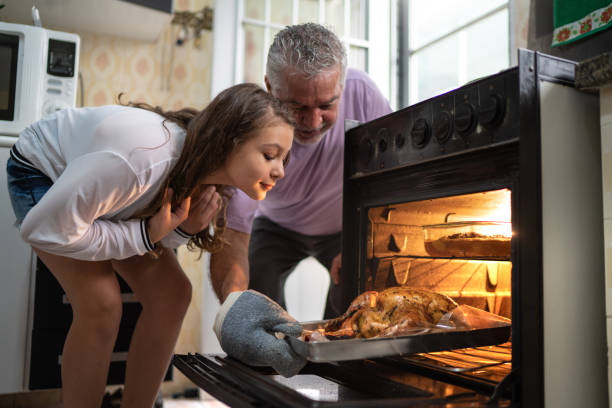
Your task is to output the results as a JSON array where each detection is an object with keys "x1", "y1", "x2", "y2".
[{"x1": 173, "y1": 352, "x2": 512, "y2": 407}]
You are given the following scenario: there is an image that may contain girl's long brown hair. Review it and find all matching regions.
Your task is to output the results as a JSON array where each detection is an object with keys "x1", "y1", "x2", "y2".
[{"x1": 125, "y1": 83, "x2": 294, "y2": 255}]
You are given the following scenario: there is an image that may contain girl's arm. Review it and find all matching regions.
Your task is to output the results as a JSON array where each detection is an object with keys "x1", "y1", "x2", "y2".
[{"x1": 20, "y1": 151, "x2": 155, "y2": 261}]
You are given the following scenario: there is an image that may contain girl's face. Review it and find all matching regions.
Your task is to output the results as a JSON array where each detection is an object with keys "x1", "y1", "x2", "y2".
[{"x1": 225, "y1": 122, "x2": 293, "y2": 200}]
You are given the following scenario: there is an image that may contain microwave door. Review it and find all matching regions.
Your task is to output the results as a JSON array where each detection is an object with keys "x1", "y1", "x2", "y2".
[{"x1": 0, "y1": 33, "x2": 19, "y2": 121}]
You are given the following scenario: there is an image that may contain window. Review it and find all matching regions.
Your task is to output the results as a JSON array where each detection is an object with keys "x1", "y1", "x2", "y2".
[
  {"x1": 238, "y1": 0, "x2": 389, "y2": 89},
  {"x1": 401, "y1": 0, "x2": 510, "y2": 106},
  {"x1": 211, "y1": 0, "x2": 394, "y2": 105}
]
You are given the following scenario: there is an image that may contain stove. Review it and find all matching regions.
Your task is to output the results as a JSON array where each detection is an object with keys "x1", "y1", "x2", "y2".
[{"x1": 175, "y1": 49, "x2": 607, "y2": 407}]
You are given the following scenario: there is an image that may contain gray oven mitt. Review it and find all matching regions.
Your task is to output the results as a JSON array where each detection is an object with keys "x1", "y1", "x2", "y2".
[{"x1": 213, "y1": 290, "x2": 306, "y2": 377}]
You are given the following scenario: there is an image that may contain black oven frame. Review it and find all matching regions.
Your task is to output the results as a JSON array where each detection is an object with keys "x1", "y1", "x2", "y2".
[
  {"x1": 174, "y1": 50, "x2": 598, "y2": 407},
  {"x1": 339, "y1": 50, "x2": 581, "y2": 407}
]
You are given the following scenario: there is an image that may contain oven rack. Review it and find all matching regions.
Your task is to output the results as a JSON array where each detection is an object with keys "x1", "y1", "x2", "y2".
[
  {"x1": 381, "y1": 342, "x2": 512, "y2": 397},
  {"x1": 409, "y1": 342, "x2": 511, "y2": 377}
]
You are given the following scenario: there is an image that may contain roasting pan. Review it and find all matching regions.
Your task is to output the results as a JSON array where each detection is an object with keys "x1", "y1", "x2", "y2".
[{"x1": 288, "y1": 320, "x2": 512, "y2": 362}]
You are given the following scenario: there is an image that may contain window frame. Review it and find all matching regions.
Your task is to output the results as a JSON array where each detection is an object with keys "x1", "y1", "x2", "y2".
[
  {"x1": 398, "y1": 0, "x2": 512, "y2": 107},
  {"x1": 211, "y1": 0, "x2": 396, "y2": 107}
]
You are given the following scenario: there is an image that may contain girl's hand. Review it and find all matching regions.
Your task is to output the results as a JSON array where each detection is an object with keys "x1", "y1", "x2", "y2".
[
  {"x1": 147, "y1": 188, "x2": 191, "y2": 243},
  {"x1": 179, "y1": 185, "x2": 221, "y2": 235}
]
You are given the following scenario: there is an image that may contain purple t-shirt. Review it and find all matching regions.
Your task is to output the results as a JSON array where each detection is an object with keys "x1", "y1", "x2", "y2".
[{"x1": 226, "y1": 68, "x2": 392, "y2": 236}]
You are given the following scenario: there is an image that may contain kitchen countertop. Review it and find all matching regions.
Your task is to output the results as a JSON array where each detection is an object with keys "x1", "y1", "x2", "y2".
[{"x1": 575, "y1": 51, "x2": 612, "y2": 91}]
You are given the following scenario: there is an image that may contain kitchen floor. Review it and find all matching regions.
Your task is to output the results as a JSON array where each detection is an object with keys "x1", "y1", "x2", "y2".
[{"x1": 0, "y1": 390, "x2": 229, "y2": 408}]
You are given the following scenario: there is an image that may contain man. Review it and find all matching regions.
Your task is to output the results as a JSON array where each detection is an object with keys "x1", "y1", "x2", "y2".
[
  {"x1": 212, "y1": 23, "x2": 392, "y2": 377},
  {"x1": 211, "y1": 23, "x2": 392, "y2": 318}
]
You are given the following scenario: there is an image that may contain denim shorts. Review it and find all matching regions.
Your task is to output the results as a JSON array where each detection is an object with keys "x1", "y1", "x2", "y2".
[{"x1": 6, "y1": 156, "x2": 53, "y2": 227}]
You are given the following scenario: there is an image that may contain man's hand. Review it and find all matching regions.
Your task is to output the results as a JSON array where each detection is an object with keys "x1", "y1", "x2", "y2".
[
  {"x1": 330, "y1": 253, "x2": 341, "y2": 285},
  {"x1": 147, "y1": 188, "x2": 190, "y2": 243},
  {"x1": 214, "y1": 290, "x2": 306, "y2": 377},
  {"x1": 179, "y1": 185, "x2": 221, "y2": 235}
]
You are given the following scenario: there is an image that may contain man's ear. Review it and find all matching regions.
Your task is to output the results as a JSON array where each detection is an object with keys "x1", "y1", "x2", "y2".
[{"x1": 264, "y1": 75, "x2": 272, "y2": 93}]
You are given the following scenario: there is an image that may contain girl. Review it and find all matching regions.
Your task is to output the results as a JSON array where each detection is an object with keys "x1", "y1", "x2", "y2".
[{"x1": 6, "y1": 83, "x2": 294, "y2": 408}]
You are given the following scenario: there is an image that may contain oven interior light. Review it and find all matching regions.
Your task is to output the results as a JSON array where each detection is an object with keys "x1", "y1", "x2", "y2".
[{"x1": 480, "y1": 189, "x2": 512, "y2": 225}]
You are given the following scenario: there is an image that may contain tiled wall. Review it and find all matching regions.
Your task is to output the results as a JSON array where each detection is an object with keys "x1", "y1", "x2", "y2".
[
  {"x1": 514, "y1": 0, "x2": 530, "y2": 51},
  {"x1": 77, "y1": 0, "x2": 212, "y2": 110},
  {"x1": 73, "y1": 0, "x2": 214, "y2": 396},
  {"x1": 602, "y1": 85, "x2": 612, "y2": 406}
]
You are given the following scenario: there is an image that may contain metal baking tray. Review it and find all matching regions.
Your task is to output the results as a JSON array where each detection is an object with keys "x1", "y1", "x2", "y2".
[{"x1": 288, "y1": 320, "x2": 511, "y2": 362}]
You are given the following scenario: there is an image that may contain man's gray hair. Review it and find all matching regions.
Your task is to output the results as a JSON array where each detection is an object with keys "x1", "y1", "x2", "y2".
[{"x1": 266, "y1": 23, "x2": 347, "y2": 87}]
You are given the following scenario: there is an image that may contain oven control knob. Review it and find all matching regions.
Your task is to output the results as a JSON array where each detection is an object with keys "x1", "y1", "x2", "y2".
[
  {"x1": 454, "y1": 103, "x2": 475, "y2": 135},
  {"x1": 395, "y1": 133, "x2": 405, "y2": 148},
  {"x1": 478, "y1": 94, "x2": 505, "y2": 128},
  {"x1": 378, "y1": 138, "x2": 388, "y2": 152},
  {"x1": 377, "y1": 128, "x2": 389, "y2": 152},
  {"x1": 358, "y1": 139, "x2": 374, "y2": 163},
  {"x1": 411, "y1": 118, "x2": 430, "y2": 148},
  {"x1": 433, "y1": 111, "x2": 452, "y2": 144}
]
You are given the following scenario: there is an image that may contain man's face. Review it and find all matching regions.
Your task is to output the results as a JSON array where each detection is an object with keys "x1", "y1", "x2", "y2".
[{"x1": 266, "y1": 66, "x2": 342, "y2": 145}]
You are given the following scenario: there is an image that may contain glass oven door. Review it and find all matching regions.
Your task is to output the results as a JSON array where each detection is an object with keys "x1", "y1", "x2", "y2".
[{"x1": 174, "y1": 353, "x2": 511, "y2": 407}]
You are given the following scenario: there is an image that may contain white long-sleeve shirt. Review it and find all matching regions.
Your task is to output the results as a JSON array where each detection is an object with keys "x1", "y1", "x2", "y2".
[{"x1": 12, "y1": 105, "x2": 192, "y2": 261}]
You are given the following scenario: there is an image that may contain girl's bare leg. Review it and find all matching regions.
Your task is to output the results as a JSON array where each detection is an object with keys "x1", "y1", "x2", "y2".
[
  {"x1": 34, "y1": 249, "x2": 122, "y2": 408},
  {"x1": 111, "y1": 248, "x2": 192, "y2": 408}
]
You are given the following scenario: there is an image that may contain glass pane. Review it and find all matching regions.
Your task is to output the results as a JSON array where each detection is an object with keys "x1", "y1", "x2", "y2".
[
  {"x1": 350, "y1": 0, "x2": 368, "y2": 40},
  {"x1": 243, "y1": 24, "x2": 265, "y2": 84},
  {"x1": 410, "y1": 34, "x2": 459, "y2": 104},
  {"x1": 409, "y1": 0, "x2": 507, "y2": 49},
  {"x1": 271, "y1": 0, "x2": 293, "y2": 25},
  {"x1": 245, "y1": 0, "x2": 265, "y2": 21},
  {"x1": 349, "y1": 46, "x2": 368, "y2": 72},
  {"x1": 465, "y1": 9, "x2": 509, "y2": 81},
  {"x1": 298, "y1": 0, "x2": 319, "y2": 23},
  {"x1": 0, "y1": 45, "x2": 13, "y2": 111},
  {"x1": 325, "y1": 0, "x2": 344, "y2": 36}
]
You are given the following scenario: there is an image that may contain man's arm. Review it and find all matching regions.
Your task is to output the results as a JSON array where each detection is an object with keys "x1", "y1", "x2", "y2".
[{"x1": 210, "y1": 227, "x2": 251, "y2": 302}]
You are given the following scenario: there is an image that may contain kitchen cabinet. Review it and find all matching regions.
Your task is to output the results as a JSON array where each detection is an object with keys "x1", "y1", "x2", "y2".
[{"x1": 0, "y1": 140, "x2": 35, "y2": 394}]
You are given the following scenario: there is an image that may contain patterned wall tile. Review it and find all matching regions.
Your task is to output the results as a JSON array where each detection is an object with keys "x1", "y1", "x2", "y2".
[
  {"x1": 514, "y1": 0, "x2": 530, "y2": 50},
  {"x1": 76, "y1": 3, "x2": 213, "y2": 110}
]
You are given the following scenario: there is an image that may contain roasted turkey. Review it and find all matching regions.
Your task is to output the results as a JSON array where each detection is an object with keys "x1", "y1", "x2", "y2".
[{"x1": 321, "y1": 287, "x2": 458, "y2": 339}]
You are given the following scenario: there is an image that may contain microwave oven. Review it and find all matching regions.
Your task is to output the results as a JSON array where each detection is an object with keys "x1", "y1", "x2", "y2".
[{"x1": 0, "y1": 22, "x2": 79, "y2": 136}]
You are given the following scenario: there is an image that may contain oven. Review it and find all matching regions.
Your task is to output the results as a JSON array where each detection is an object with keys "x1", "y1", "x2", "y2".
[{"x1": 174, "y1": 50, "x2": 607, "y2": 407}]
